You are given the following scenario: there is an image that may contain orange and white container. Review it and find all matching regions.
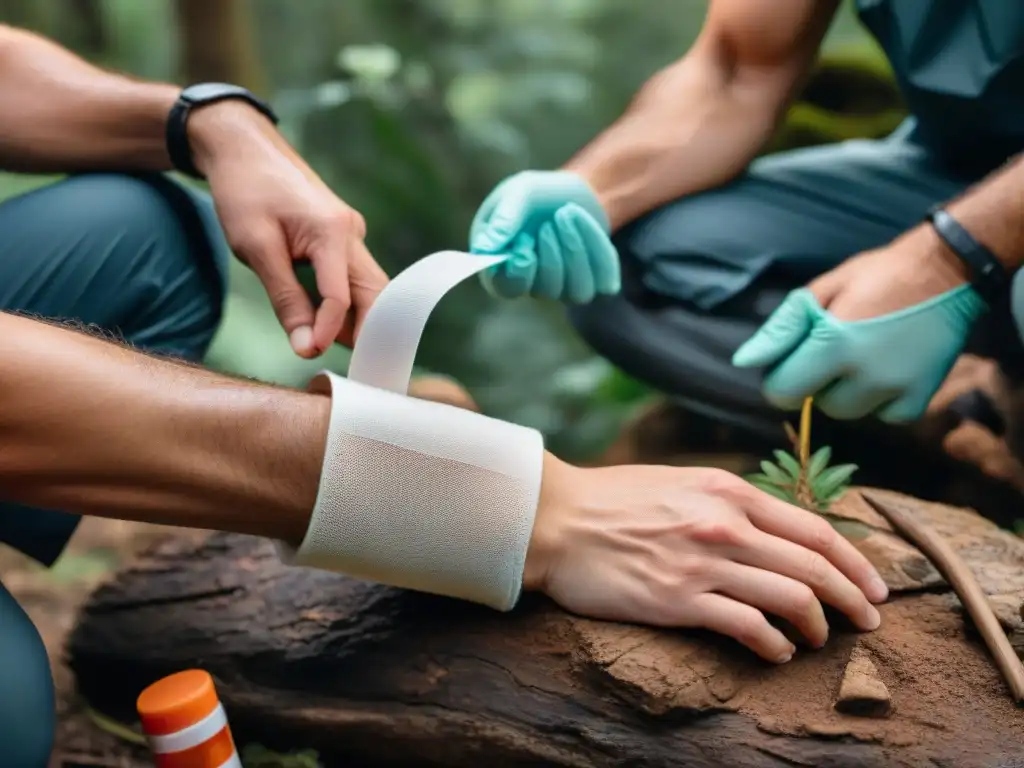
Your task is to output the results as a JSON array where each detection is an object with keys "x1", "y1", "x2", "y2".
[{"x1": 136, "y1": 669, "x2": 242, "y2": 768}]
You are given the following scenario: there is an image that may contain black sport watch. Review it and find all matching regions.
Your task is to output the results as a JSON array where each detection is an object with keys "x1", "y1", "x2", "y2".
[
  {"x1": 165, "y1": 82, "x2": 279, "y2": 179},
  {"x1": 925, "y1": 205, "x2": 1010, "y2": 308}
]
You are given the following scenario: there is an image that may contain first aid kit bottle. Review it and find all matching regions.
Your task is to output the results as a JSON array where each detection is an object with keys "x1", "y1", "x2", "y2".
[{"x1": 136, "y1": 669, "x2": 242, "y2": 768}]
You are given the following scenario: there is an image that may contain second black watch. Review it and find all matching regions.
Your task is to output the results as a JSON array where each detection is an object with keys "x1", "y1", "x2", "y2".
[
  {"x1": 925, "y1": 206, "x2": 1010, "y2": 307},
  {"x1": 166, "y1": 82, "x2": 279, "y2": 179}
]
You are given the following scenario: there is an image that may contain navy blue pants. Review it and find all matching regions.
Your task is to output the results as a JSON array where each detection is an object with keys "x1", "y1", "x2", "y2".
[
  {"x1": 569, "y1": 120, "x2": 1024, "y2": 442},
  {"x1": 0, "y1": 173, "x2": 228, "y2": 766}
]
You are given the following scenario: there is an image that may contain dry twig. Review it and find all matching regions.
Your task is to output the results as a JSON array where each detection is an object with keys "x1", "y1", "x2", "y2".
[{"x1": 860, "y1": 491, "x2": 1024, "y2": 705}]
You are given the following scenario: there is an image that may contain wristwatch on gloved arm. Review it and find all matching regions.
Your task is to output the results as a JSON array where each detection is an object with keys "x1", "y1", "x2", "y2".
[
  {"x1": 165, "y1": 82, "x2": 280, "y2": 180},
  {"x1": 925, "y1": 206, "x2": 1011, "y2": 307}
]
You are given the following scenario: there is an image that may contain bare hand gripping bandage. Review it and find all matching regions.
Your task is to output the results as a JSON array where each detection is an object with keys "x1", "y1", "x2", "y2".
[{"x1": 277, "y1": 251, "x2": 544, "y2": 611}]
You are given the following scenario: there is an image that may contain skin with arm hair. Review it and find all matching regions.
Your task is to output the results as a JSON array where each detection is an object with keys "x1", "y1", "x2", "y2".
[
  {"x1": 0, "y1": 25, "x2": 179, "y2": 173},
  {"x1": 565, "y1": 0, "x2": 841, "y2": 230},
  {"x1": 0, "y1": 311, "x2": 326, "y2": 544},
  {"x1": 0, "y1": 311, "x2": 887, "y2": 663},
  {"x1": 468, "y1": 0, "x2": 840, "y2": 302}
]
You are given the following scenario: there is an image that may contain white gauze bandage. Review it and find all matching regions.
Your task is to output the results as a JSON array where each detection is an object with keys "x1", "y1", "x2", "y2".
[{"x1": 277, "y1": 251, "x2": 545, "y2": 611}]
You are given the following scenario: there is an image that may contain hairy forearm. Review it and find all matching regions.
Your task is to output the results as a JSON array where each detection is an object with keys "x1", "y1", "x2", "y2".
[
  {"x1": 894, "y1": 154, "x2": 1024, "y2": 282},
  {"x1": 945, "y1": 154, "x2": 1024, "y2": 271},
  {"x1": 0, "y1": 312, "x2": 327, "y2": 543},
  {"x1": 562, "y1": 0, "x2": 839, "y2": 231},
  {"x1": 564, "y1": 55, "x2": 786, "y2": 231},
  {"x1": 0, "y1": 25, "x2": 179, "y2": 172}
]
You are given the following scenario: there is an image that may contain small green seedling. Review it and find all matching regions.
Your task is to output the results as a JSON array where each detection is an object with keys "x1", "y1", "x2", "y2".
[{"x1": 746, "y1": 398, "x2": 858, "y2": 514}]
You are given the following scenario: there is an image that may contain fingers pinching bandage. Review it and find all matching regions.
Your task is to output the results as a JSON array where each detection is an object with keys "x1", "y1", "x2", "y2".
[{"x1": 276, "y1": 251, "x2": 545, "y2": 611}]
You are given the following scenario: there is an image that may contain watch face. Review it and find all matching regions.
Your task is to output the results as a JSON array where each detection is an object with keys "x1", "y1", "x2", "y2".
[{"x1": 182, "y1": 83, "x2": 241, "y2": 103}]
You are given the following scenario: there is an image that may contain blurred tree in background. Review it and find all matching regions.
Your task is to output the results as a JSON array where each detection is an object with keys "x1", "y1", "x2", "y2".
[{"x1": 0, "y1": 0, "x2": 900, "y2": 460}]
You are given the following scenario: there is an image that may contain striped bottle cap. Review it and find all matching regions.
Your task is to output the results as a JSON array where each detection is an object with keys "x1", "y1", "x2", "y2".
[{"x1": 137, "y1": 670, "x2": 241, "y2": 768}]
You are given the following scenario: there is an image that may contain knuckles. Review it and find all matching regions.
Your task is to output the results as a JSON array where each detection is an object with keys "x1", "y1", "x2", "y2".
[
  {"x1": 673, "y1": 554, "x2": 715, "y2": 584},
  {"x1": 789, "y1": 584, "x2": 818, "y2": 616},
  {"x1": 807, "y1": 517, "x2": 839, "y2": 554},
  {"x1": 227, "y1": 220, "x2": 278, "y2": 258},
  {"x1": 685, "y1": 518, "x2": 748, "y2": 548},
  {"x1": 696, "y1": 467, "x2": 757, "y2": 506},
  {"x1": 802, "y1": 551, "x2": 831, "y2": 589},
  {"x1": 641, "y1": 551, "x2": 714, "y2": 596},
  {"x1": 730, "y1": 610, "x2": 771, "y2": 650},
  {"x1": 319, "y1": 206, "x2": 366, "y2": 239},
  {"x1": 266, "y1": 282, "x2": 310, "y2": 311}
]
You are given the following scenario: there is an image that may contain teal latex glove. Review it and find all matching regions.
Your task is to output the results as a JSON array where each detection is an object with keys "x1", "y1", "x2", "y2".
[
  {"x1": 469, "y1": 170, "x2": 621, "y2": 303},
  {"x1": 732, "y1": 285, "x2": 985, "y2": 423}
]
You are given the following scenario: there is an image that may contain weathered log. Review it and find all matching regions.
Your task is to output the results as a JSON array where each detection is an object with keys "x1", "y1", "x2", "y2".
[{"x1": 68, "y1": 489, "x2": 1024, "y2": 768}]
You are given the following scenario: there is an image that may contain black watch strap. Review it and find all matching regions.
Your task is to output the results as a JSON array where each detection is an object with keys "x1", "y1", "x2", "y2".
[
  {"x1": 166, "y1": 83, "x2": 279, "y2": 179},
  {"x1": 925, "y1": 206, "x2": 1009, "y2": 306}
]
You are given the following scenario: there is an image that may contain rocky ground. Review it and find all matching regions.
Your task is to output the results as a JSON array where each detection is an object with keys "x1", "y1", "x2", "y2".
[{"x1": 4, "y1": 356, "x2": 1023, "y2": 767}]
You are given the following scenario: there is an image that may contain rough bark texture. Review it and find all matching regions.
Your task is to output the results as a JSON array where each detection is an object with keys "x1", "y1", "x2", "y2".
[{"x1": 68, "y1": 489, "x2": 1024, "y2": 768}]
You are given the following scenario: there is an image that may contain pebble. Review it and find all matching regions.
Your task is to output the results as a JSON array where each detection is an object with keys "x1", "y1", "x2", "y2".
[{"x1": 834, "y1": 649, "x2": 891, "y2": 718}]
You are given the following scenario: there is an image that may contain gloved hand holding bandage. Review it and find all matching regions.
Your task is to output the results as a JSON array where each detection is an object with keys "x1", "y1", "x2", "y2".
[{"x1": 276, "y1": 251, "x2": 545, "y2": 611}]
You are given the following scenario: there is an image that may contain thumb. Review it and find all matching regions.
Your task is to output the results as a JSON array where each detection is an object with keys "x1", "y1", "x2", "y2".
[
  {"x1": 246, "y1": 227, "x2": 318, "y2": 357},
  {"x1": 469, "y1": 183, "x2": 504, "y2": 249},
  {"x1": 345, "y1": 239, "x2": 390, "y2": 345},
  {"x1": 471, "y1": 184, "x2": 531, "y2": 254},
  {"x1": 877, "y1": 387, "x2": 935, "y2": 424},
  {"x1": 732, "y1": 289, "x2": 819, "y2": 369}
]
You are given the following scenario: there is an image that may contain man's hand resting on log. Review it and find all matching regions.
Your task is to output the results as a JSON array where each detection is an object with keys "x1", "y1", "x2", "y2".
[
  {"x1": 0, "y1": 311, "x2": 886, "y2": 664},
  {"x1": 533, "y1": 462, "x2": 887, "y2": 662}
]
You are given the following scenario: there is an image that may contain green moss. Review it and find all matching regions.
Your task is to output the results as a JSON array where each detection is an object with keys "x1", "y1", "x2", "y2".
[{"x1": 773, "y1": 48, "x2": 907, "y2": 152}]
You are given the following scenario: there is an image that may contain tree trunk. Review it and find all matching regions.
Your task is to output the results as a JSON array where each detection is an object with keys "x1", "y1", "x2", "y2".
[
  {"x1": 62, "y1": 0, "x2": 107, "y2": 58},
  {"x1": 68, "y1": 489, "x2": 1024, "y2": 768},
  {"x1": 173, "y1": 0, "x2": 266, "y2": 93}
]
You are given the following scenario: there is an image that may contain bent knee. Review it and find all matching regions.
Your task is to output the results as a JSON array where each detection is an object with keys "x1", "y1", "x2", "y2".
[
  {"x1": 39, "y1": 174, "x2": 201, "y2": 258},
  {"x1": 612, "y1": 185, "x2": 778, "y2": 310},
  {"x1": 43, "y1": 174, "x2": 224, "y2": 359},
  {"x1": 0, "y1": 590, "x2": 55, "y2": 767}
]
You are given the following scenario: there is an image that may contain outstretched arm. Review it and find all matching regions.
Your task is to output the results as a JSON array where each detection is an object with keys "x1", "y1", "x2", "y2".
[
  {"x1": 0, "y1": 311, "x2": 326, "y2": 543},
  {"x1": 565, "y1": 0, "x2": 840, "y2": 230},
  {"x1": 0, "y1": 310, "x2": 561, "y2": 589},
  {"x1": 0, "y1": 311, "x2": 885, "y2": 660}
]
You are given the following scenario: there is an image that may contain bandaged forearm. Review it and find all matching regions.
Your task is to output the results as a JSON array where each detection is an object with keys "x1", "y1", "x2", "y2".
[{"x1": 277, "y1": 371, "x2": 545, "y2": 611}]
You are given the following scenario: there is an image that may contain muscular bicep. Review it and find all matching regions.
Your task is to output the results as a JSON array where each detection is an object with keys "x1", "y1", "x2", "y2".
[{"x1": 695, "y1": 0, "x2": 840, "y2": 98}]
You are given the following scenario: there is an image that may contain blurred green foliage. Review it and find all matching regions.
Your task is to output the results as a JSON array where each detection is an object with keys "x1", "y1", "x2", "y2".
[{"x1": 0, "y1": 0, "x2": 901, "y2": 460}]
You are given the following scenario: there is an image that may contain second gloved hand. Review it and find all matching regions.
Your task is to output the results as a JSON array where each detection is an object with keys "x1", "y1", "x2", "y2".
[
  {"x1": 731, "y1": 241, "x2": 986, "y2": 422},
  {"x1": 469, "y1": 170, "x2": 621, "y2": 303}
]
